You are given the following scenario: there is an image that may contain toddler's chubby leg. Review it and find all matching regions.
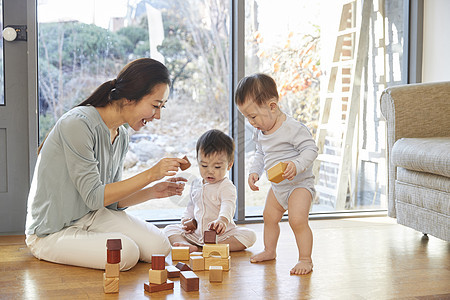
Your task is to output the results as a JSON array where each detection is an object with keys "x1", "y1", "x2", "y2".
[
  {"x1": 251, "y1": 189, "x2": 285, "y2": 263},
  {"x1": 219, "y1": 236, "x2": 246, "y2": 251},
  {"x1": 288, "y1": 188, "x2": 313, "y2": 275},
  {"x1": 168, "y1": 234, "x2": 200, "y2": 253}
]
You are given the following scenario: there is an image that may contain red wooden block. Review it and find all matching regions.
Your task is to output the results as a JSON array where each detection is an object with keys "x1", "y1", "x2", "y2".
[
  {"x1": 180, "y1": 271, "x2": 199, "y2": 292},
  {"x1": 144, "y1": 280, "x2": 174, "y2": 293},
  {"x1": 107, "y1": 249, "x2": 121, "y2": 264},
  {"x1": 204, "y1": 230, "x2": 217, "y2": 244},
  {"x1": 180, "y1": 155, "x2": 191, "y2": 170},
  {"x1": 175, "y1": 262, "x2": 192, "y2": 271},
  {"x1": 184, "y1": 218, "x2": 197, "y2": 231},
  {"x1": 166, "y1": 265, "x2": 181, "y2": 278},
  {"x1": 106, "y1": 239, "x2": 122, "y2": 251},
  {"x1": 151, "y1": 254, "x2": 166, "y2": 270}
]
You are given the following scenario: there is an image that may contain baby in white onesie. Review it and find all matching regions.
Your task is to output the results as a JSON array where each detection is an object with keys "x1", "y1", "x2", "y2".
[
  {"x1": 235, "y1": 73, "x2": 318, "y2": 275},
  {"x1": 163, "y1": 129, "x2": 256, "y2": 252}
]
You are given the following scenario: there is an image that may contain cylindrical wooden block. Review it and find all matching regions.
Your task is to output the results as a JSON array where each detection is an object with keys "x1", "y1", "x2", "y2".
[{"x1": 107, "y1": 249, "x2": 121, "y2": 264}]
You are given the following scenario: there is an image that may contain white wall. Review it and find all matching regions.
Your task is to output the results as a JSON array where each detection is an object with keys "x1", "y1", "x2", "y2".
[{"x1": 422, "y1": 0, "x2": 450, "y2": 82}]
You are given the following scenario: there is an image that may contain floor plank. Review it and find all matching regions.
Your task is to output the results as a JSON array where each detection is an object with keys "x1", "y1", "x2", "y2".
[{"x1": 0, "y1": 217, "x2": 449, "y2": 299}]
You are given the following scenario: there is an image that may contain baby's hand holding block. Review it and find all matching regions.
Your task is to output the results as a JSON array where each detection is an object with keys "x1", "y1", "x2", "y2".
[{"x1": 267, "y1": 162, "x2": 288, "y2": 183}]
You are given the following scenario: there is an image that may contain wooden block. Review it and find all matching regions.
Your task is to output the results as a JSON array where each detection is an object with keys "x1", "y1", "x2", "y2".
[
  {"x1": 165, "y1": 265, "x2": 180, "y2": 278},
  {"x1": 144, "y1": 280, "x2": 174, "y2": 293},
  {"x1": 180, "y1": 155, "x2": 191, "y2": 170},
  {"x1": 151, "y1": 254, "x2": 166, "y2": 270},
  {"x1": 172, "y1": 246, "x2": 190, "y2": 261},
  {"x1": 202, "y1": 244, "x2": 229, "y2": 258},
  {"x1": 149, "y1": 269, "x2": 168, "y2": 285},
  {"x1": 190, "y1": 251, "x2": 203, "y2": 257},
  {"x1": 184, "y1": 218, "x2": 197, "y2": 231},
  {"x1": 203, "y1": 230, "x2": 217, "y2": 244},
  {"x1": 175, "y1": 261, "x2": 192, "y2": 271},
  {"x1": 267, "y1": 162, "x2": 288, "y2": 183},
  {"x1": 105, "y1": 263, "x2": 120, "y2": 278},
  {"x1": 107, "y1": 249, "x2": 121, "y2": 264},
  {"x1": 204, "y1": 256, "x2": 230, "y2": 271},
  {"x1": 103, "y1": 273, "x2": 119, "y2": 293},
  {"x1": 180, "y1": 271, "x2": 199, "y2": 292},
  {"x1": 106, "y1": 239, "x2": 122, "y2": 251},
  {"x1": 189, "y1": 256, "x2": 204, "y2": 271},
  {"x1": 209, "y1": 266, "x2": 223, "y2": 282}
]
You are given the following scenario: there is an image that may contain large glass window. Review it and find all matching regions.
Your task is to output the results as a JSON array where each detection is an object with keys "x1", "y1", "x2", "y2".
[
  {"x1": 37, "y1": 0, "x2": 230, "y2": 220},
  {"x1": 243, "y1": 0, "x2": 393, "y2": 216}
]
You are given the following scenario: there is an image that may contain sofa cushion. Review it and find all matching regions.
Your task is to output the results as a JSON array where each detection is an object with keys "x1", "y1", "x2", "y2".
[
  {"x1": 397, "y1": 167, "x2": 450, "y2": 193},
  {"x1": 391, "y1": 137, "x2": 450, "y2": 177}
]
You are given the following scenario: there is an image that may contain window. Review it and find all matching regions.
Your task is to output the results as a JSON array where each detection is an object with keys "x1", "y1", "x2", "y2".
[
  {"x1": 37, "y1": 0, "x2": 230, "y2": 220},
  {"x1": 37, "y1": 0, "x2": 404, "y2": 222},
  {"x1": 243, "y1": 0, "x2": 397, "y2": 216}
]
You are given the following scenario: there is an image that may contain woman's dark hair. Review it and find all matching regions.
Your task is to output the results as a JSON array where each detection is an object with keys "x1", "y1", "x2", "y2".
[
  {"x1": 196, "y1": 129, "x2": 235, "y2": 163},
  {"x1": 234, "y1": 73, "x2": 279, "y2": 106},
  {"x1": 78, "y1": 58, "x2": 171, "y2": 107}
]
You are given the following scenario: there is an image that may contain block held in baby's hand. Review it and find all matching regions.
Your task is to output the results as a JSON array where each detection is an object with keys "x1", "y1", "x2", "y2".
[{"x1": 267, "y1": 162, "x2": 288, "y2": 183}]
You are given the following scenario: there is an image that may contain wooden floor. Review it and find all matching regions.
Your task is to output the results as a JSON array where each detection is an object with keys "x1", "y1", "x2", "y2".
[{"x1": 1, "y1": 217, "x2": 449, "y2": 299}]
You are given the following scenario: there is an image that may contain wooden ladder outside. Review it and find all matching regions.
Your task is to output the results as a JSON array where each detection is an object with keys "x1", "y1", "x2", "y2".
[{"x1": 313, "y1": 0, "x2": 374, "y2": 210}]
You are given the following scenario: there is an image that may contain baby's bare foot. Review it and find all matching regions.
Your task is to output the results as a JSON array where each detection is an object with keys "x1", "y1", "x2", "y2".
[
  {"x1": 250, "y1": 250, "x2": 276, "y2": 263},
  {"x1": 173, "y1": 242, "x2": 199, "y2": 253},
  {"x1": 290, "y1": 260, "x2": 313, "y2": 275}
]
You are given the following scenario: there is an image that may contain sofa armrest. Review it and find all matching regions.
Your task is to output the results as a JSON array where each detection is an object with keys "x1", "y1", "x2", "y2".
[{"x1": 380, "y1": 81, "x2": 450, "y2": 217}]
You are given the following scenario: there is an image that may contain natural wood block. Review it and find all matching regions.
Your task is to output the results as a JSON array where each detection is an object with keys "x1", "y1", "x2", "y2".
[
  {"x1": 149, "y1": 269, "x2": 168, "y2": 285},
  {"x1": 151, "y1": 254, "x2": 166, "y2": 270},
  {"x1": 165, "y1": 265, "x2": 180, "y2": 278},
  {"x1": 175, "y1": 261, "x2": 192, "y2": 271},
  {"x1": 172, "y1": 246, "x2": 190, "y2": 261},
  {"x1": 267, "y1": 162, "x2": 288, "y2": 183},
  {"x1": 184, "y1": 218, "x2": 197, "y2": 231},
  {"x1": 209, "y1": 266, "x2": 223, "y2": 282},
  {"x1": 103, "y1": 273, "x2": 119, "y2": 293},
  {"x1": 190, "y1": 251, "x2": 203, "y2": 257},
  {"x1": 180, "y1": 155, "x2": 191, "y2": 170},
  {"x1": 107, "y1": 249, "x2": 121, "y2": 264},
  {"x1": 144, "y1": 280, "x2": 174, "y2": 293},
  {"x1": 106, "y1": 239, "x2": 122, "y2": 251},
  {"x1": 180, "y1": 271, "x2": 199, "y2": 292},
  {"x1": 202, "y1": 244, "x2": 229, "y2": 258},
  {"x1": 204, "y1": 256, "x2": 230, "y2": 271},
  {"x1": 204, "y1": 230, "x2": 217, "y2": 244},
  {"x1": 189, "y1": 256, "x2": 204, "y2": 271},
  {"x1": 105, "y1": 263, "x2": 120, "y2": 278}
]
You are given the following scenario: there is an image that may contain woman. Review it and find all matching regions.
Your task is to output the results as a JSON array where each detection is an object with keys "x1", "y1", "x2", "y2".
[{"x1": 26, "y1": 58, "x2": 187, "y2": 270}]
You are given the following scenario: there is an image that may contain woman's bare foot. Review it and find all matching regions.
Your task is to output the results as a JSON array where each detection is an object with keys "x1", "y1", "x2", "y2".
[
  {"x1": 290, "y1": 260, "x2": 313, "y2": 275},
  {"x1": 173, "y1": 242, "x2": 199, "y2": 253},
  {"x1": 250, "y1": 249, "x2": 276, "y2": 263}
]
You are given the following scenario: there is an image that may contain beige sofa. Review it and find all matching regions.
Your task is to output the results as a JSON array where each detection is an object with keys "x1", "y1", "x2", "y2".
[{"x1": 380, "y1": 81, "x2": 450, "y2": 241}]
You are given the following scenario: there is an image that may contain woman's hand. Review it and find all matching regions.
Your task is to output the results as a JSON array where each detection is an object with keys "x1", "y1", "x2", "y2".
[
  {"x1": 149, "y1": 177, "x2": 187, "y2": 199},
  {"x1": 208, "y1": 217, "x2": 228, "y2": 235},
  {"x1": 149, "y1": 157, "x2": 189, "y2": 181},
  {"x1": 282, "y1": 161, "x2": 297, "y2": 181},
  {"x1": 248, "y1": 173, "x2": 260, "y2": 191}
]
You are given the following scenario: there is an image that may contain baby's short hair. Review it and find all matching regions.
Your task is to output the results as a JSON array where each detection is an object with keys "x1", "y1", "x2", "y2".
[
  {"x1": 234, "y1": 73, "x2": 279, "y2": 106},
  {"x1": 196, "y1": 129, "x2": 235, "y2": 163}
]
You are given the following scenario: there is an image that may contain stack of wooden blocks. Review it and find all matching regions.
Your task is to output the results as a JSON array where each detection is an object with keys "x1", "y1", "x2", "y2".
[
  {"x1": 103, "y1": 239, "x2": 122, "y2": 294},
  {"x1": 144, "y1": 254, "x2": 175, "y2": 293},
  {"x1": 166, "y1": 229, "x2": 231, "y2": 292}
]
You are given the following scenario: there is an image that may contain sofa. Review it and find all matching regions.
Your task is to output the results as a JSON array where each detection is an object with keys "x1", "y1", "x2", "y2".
[{"x1": 380, "y1": 81, "x2": 450, "y2": 241}]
